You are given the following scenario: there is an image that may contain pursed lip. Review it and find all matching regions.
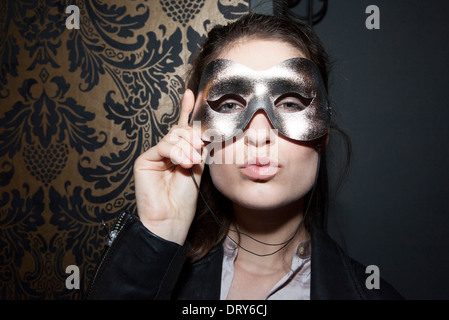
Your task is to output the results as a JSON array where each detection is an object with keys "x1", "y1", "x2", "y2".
[{"x1": 239, "y1": 157, "x2": 280, "y2": 181}]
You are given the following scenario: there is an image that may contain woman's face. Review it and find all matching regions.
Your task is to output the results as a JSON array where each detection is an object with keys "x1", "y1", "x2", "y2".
[{"x1": 207, "y1": 39, "x2": 320, "y2": 211}]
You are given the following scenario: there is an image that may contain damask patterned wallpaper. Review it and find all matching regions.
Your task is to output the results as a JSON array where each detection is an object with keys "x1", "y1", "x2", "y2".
[{"x1": 0, "y1": 0, "x2": 249, "y2": 299}]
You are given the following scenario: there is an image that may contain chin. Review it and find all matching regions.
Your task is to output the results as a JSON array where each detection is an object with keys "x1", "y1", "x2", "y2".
[{"x1": 232, "y1": 193, "x2": 296, "y2": 211}]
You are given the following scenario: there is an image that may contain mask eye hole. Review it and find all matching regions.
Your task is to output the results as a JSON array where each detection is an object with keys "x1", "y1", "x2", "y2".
[
  {"x1": 274, "y1": 93, "x2": 313, "y2": 113},
  {"x1": 207, "y1": 94, "x2": 247, "y2": 114}
]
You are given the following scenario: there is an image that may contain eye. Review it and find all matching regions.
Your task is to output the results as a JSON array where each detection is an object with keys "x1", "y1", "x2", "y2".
[
  {"x1": 216, "y1": 101, "x2": 244, "y2": 113},
  {"x1": 275, "y1": 93, "x2": 313, "y2": 113},
  {"x1": 280, "y1": 101, "x2": 301, "y2": 109},
  {"x1": 207, "y1": 94, "x2": 246, "y2": 114}
]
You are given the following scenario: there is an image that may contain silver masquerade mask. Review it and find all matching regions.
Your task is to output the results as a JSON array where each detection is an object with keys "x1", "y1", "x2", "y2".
[{"x1": 190, "y1": 58, "x2": 331, "y2": 142}]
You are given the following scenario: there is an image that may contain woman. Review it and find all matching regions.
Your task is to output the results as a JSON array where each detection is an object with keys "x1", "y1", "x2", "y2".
[{"x1": 87, "y1": 13, "x2": 402, "y2": 300}]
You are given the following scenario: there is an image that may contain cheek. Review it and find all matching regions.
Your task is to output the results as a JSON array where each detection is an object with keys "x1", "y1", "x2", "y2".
[
  {"x1": 209, "y1": 163, "x2": 237, "y2": 201},
  {"x1": 280, "y1": 143, "x2": 318, "y2": 198},
  {"x1": 207, "y1": 141, "x2": 241, "y2": 195},
  {"x1": 207, "y1": 139, "x2": 246, "y2": 203}
]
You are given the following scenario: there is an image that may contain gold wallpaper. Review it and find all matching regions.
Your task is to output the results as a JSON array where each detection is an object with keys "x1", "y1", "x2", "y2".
[{"x1": 0, "y1": 0, "x2": 249, "y2": 299}]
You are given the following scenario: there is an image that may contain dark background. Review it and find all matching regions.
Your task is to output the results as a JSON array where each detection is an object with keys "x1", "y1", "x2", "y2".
[{"x1": 290, "y1": 0, "x2": 449, "y2": 299}]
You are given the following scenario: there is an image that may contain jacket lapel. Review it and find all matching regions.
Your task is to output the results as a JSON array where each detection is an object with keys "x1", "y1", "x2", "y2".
[
  {"x1": 310, "y1": 226, "x2": 365, "y2": 299},
  {"x1": 174, "y1": 244, "x2": 223, "y2": 299},
  {"x1": 176, "y1": 226, "x2": 368, "y2": 300}
]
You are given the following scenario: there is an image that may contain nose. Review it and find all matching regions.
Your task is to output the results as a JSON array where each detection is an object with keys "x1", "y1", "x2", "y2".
[{"x1": 244, "y1": 110, "x2": 276, "y2": 147}]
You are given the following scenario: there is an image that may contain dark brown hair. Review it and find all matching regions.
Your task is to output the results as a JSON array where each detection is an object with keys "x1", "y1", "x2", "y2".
[{"x1": 185, "y1": 13, "x2": 350, "y2": 262}]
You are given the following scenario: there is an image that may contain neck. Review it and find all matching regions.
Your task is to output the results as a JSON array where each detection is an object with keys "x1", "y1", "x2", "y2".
[{"x1": 227, "y1": 198, "x2": 310, "y2": 273}]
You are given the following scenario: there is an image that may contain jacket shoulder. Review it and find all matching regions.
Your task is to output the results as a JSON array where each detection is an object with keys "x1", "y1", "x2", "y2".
[
  {"x1": 344, "y1": 249, "x2": 404, "y2": 299},
  {"x1": 310, "y1": 226, "x2": 403, "y2": 300}
]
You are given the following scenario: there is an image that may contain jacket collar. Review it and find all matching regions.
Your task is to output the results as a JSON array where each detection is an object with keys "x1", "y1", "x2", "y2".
[{"x1": 176, "y1": 226, "x2": 367, "y2": 300}]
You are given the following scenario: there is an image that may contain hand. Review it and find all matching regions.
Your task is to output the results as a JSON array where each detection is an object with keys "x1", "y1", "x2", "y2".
[{"x1": 133, "y1": 89, "x2": 206, "y2": 245}]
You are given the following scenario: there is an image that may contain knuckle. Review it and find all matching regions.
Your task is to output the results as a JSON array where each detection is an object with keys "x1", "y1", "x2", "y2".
[{"x1": 133, "y1": 155, "x2": 145, "y2": 170}]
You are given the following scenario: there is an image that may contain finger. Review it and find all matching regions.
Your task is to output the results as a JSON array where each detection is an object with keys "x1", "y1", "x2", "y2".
[
  {"x1": 153, "y1": 138, "x2": 200, "y2": 168},
  {"x1": 178, "y1": 89, "x2": 195, "y2": 126},
  {"x1": 141, "y1": 131, "x2": 202, "y2": 171},
  {"x1": 168, "y1": 126, "x2": 204, "y2": 150},
  {"x1": 169, "y1": 145, "x2": 193, "y2": 167},
  {"x1": 136, "y1": 140, "x2": 179, "y2": 171},
  {"x1": 173, "y1": 138, "x2": 202, "y2": 164}
]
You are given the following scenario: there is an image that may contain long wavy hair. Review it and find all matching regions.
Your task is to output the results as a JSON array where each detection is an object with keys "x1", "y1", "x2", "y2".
[{"x1": 185, "y1": 13, "x2": 351, "y2": 262}]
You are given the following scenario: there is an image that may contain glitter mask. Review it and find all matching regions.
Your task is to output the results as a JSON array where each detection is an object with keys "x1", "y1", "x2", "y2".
[{"x1": 190, "y1": 58, "x2": 331, "y2": 142}]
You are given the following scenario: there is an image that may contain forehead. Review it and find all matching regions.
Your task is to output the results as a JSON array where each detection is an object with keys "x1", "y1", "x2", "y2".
[{"x1": 217, "y1": 38, "x2": 307, "y2": 71}]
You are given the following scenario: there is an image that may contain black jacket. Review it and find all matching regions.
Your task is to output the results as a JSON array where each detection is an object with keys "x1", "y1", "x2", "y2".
[{"x1": 86, "y1": 211, "x2": 403, "y2": 300}]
